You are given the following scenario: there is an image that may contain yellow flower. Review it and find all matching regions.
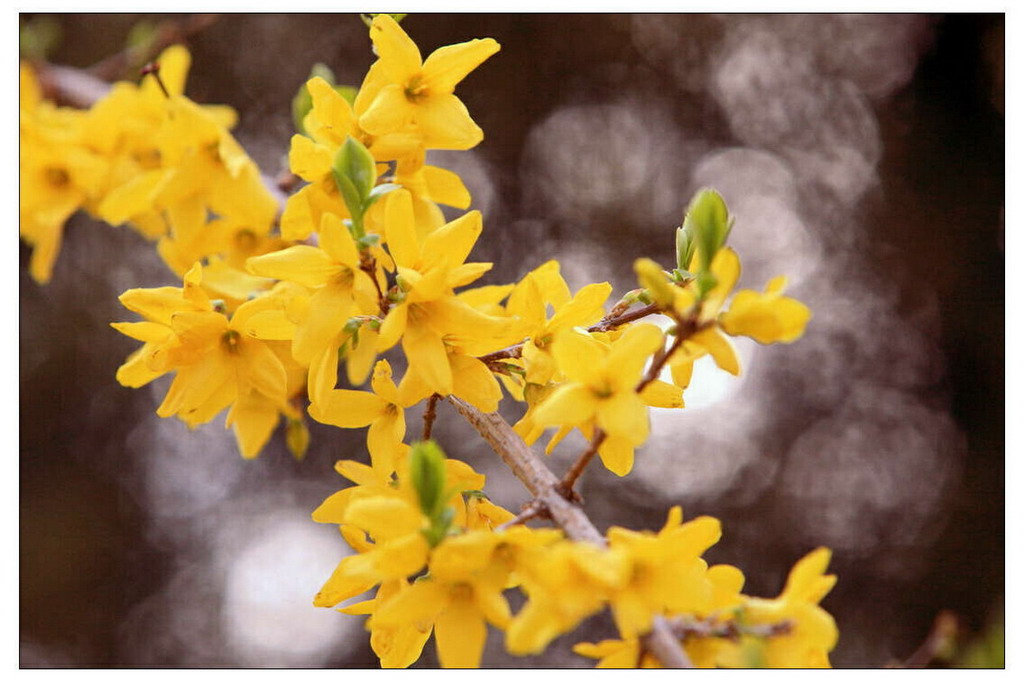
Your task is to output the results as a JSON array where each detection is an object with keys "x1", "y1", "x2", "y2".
[
  {"x1": 112, "y1": 264, "x2": 298, "y2": 458},
  {"x1": 530, "y1": 324, "x2": 680, "y2": 475},
  {"x1": 340, "y1": 579, "x2": 434, "y2": 668},
  {"x1": 19, "y1": 64, "x2": 107, "y2": 283},
  {"x1": 311, "y1": 455, "x2": 488, "y2": 609},
  {"x1": 506, "y1": 540, "x2": 628, "y2": 656},
  {"x1": 731, "y1": 548, "x2": 838, "y2": 668},
  {"x1": 507, "y1": 260, "x2": 613, "y2": 386},
  {"x1": 376, "y1": 189, "x2": 518, "y2": 408},
  {"x1": 309, "y1": 360, "x2": 421, "y2": 478},
  {"x1": 247, "y1": 211, "x2": 379, "y2": 364},
  {"x1": 371, "y1": 530, "x2": 513, "y2": 668},
  {"x1": 605, "y1": 507, "x2": 721, "y2": 639},
  {"x1": 360, "y1": 14, "x2": 500, "y2": 150},
  {"x1": 720, "y1": 276, "x2": 811, "y2": 344}
]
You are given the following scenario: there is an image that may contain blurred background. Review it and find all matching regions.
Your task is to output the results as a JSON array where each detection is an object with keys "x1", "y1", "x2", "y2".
[{"x1": 20, "y1": 13, "x2": 1004, "y2": 668}]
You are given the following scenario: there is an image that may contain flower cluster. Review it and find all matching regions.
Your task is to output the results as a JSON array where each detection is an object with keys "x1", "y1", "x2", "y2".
[
  {"x1": 22, "y1": 14, "x2": 834, "y2": 669},
  {"x1": 312, "y1": 442, "x2": 836, "y2": 668}
]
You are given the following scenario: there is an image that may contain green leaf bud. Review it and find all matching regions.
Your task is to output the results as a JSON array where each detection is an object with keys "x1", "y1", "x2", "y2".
[
  {"x1": 682, "y1": 189, "x2": 731, "y2": 272},
  {"x1": 332, "y1": 136, "x2": 378, "y2": 224},
  {"x1": 409, "y1": 440, "x2": 448, "y2": 520}
]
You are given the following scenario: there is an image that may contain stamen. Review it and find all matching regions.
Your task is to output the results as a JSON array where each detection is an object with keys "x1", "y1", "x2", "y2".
[{"x1": 140, "y1": 62, "x2": 171, "y2": 99}]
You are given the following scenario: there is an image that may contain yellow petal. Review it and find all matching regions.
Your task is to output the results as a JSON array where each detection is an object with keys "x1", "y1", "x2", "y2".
[
  {"x1": 639, "y1": 379, "x2": 684, "y2": 409},
  {"x1": 423, "y1": 165, "x2": 471, "y2": 209},
  {"x1": 289, "y1": 133, "x2": 333, "y2": 182},
  {"x1": 344, "y1": 496, "x2": 422, "y2": 541},
  {"x1": 403, "y1": 326, "x2": 452, "y2": 396},
  {"x1": 360, "y1": 83, "x2": 415, "y2": 137},
  {"x1": 450, "y1": 354, "x2": 502, "y2": 413},
  {"x1": 421, "y1": 37, "x2": 501, "y2": 93},
  {"x1": 691, "y1": 327, "x2": 740, "y2": 376},
  {"x1": 531, "y1": 382, "x2": 598, "y2": 428},
  {"x1": 292, "y1": 283, "x2": 354, "y2": 364},
  {"x1": 369, "y1": 14, "x2": 422, "y2": 83},
  {"x1": 550, "y1": 328, "x2": 606, "y2": 385},
  {"x1": 435, "y1": 598, "x2": 487, "y2": 668},
  {"x1": 246, "y1": 245, "x2": 338, "y2": 288},
  {"x1": 384, "y1": 189, "x2": 420, "y2": 269},
  {"x1": 310, "y1": 389, "x2": 387, "y2": 428},
  {"x1": 596, "y1": 392, "x2": 649, "y2": 444},
  {"x1": 596, "y1": 434, "x2": 635, "y2": 477},
  {"x1": 319, "y1": 212, "x2": 360, "y2": 267},
  {"x1": 416, "y1": 93, "x2": 483, "y2": 150},
  {"x1": 226, "y1": 394, "x2": 279, "y2": 459}
]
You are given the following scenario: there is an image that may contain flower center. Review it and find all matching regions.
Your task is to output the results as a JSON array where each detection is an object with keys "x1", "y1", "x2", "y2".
[
  {"x1": 404, "y1": 74, "x2": 429, "y2": 103},
  {"x1": 44, "y1": 166, "x2": 70, "y2": 188},
  {"x1": 221, "y1": 329, "x2": 242, "y2": 354},
  {"x1": 234, "y1": 228, "x2": 258, "y2": 253}
]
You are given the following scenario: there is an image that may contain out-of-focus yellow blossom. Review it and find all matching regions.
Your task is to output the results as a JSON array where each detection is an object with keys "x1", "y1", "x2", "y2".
[
  {"x1": 112, "y1": 264, "x2": 301, "y2": 457},
  {"x1": 506, "y1": 540, "x2": 628, "y2": 656},
  {"x1": 19, "y1": 63, "x2": 108, "y2": 283},
  {"x1": 720, "y1": 276, "x2": 812, "y2": 344},
  {"x1": 724, "y1": 548, "x2": 838, "y2": 668},
  {"x1": 605, "y1": 506, "x2": 721, "y2": 639},
  {"x1": 529, "y1": 324, "x2": 681, "y2": 475},
  {"x1": 360, "y1": 14, "x2": 500, "y2": 151},
  {"x1": 309, "y1": 360, "x2": 421, "y2": 478}
]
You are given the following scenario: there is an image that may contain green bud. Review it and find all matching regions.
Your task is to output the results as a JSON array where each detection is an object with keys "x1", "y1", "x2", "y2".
[
  {"x1": 675, "y1": 226, "x2": 696, "y2": 272},
  {"x1": 681, "y1": 189, "x2": 731, "y2": 272},
  {"x1": 409, "y1": 440, "x2": 448, "y2": 520},
  {"x1": 285, "y1": 418, "x2": 310, "y2": 461},
  {"x1": 332, "y1": 136, "x2": 378, "y2": 226}
]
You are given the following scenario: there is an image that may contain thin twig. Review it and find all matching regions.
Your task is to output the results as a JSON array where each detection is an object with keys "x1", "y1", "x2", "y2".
[
  {"x1": 889, "y1": 611, "x2": 958, "y2": 669},
  {"x1": 478, "y1": 302, "x2": 663, "y2": 368},
  {"x1": 556, "y1": 430, "x2": 605, "y2": 499},
  {"x1": 495, "y1": 499, "x2": 549, "y2": 531},
  {"x1": 445, "y1": 396, "x2": 694, "y2": 668},
  {"x1": 666, "y1": 615, "x2": 794, "y2": 642},
  {"x1": 422, "y1": 394, "x2": 440, "y2": 441},
  {"x1": 87, "y1": 14, "x2": 220, "y2": 81}
]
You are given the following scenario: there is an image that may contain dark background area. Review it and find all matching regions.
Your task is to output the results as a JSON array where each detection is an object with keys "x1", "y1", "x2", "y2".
[{"x1": 20, "y1": 13, "x2": 1003, "y2": 668}]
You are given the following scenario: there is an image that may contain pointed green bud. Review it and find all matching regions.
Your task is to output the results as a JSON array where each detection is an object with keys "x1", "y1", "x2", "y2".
[
  {"x1": 410, "y1": 440, "x2": 448, "y2": 520},
  {"x1": 675, "y1": 226, "x2": 696, "y2": 272},
  {"x1": 634, "y1": 258, "x2": 676, "y2": 308},
  {"x1": 332, "y1": 136, "x2": 378, "y2": 226},
  {"x1": 285, "y1": 418, "x2": 310, "y2": 461},
  {"x1": 682, "y1": 189, "x2": 731, "y2": 273}
]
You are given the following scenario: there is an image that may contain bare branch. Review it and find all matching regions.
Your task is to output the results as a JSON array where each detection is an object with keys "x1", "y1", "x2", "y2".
[{"x1": 445, "y1": 396, "x2": 693, "y2": 668}]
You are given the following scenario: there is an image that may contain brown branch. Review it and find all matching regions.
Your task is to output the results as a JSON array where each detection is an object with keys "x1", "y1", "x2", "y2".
[
  {"x1": 495, "y1": 499, "x2": 549, "y2": 531},
  {"x1": 87, "y1": 14, "x2": 220, "y2": 81},
  {"x1": 556, "y1": 430, "x2": 605, "y2": 499},
  {"x1": 888, "y1": 611, "x2": 958, "y2": 669},
  {"x1": 445, "y1": 396, "x2": 693, "y2": 668},
  {"x1": 666, "y1": 615, "x2": 793, "y2": 642},
  {"x1": 478, "y1": 302, "x2": 663, "y2": 368},
  {"x1": 422, "y1": 394, "x2": 440, "y2": 441}
]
